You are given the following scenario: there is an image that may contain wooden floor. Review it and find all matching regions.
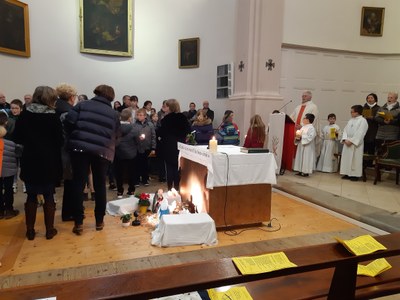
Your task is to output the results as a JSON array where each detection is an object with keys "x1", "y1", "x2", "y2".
[{"x1": 0, "y1": 184, "x2": 371, "y2": 290}]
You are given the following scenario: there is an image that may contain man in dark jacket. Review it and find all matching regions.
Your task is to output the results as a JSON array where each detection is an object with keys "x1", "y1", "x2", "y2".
[{"x1": 65, "y1": 84, "x2": 120, "y2": 235}]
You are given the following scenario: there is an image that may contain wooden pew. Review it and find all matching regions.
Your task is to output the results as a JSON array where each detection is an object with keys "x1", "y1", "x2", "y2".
[{"x1": 1, "y1": 233, "x2": 399, "y2": 300}]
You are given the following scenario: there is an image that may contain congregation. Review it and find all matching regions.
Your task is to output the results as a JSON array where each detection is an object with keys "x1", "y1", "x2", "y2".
[{"x1": 0, "y1": 85, "x2": 399, "y2": 242}]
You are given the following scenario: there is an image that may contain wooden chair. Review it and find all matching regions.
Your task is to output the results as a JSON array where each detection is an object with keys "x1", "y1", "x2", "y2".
[{"x1": 374, "y1": 141, "x2": 400, "y2": 185}]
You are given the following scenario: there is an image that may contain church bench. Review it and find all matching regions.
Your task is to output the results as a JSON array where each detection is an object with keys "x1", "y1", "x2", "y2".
[{"x1": 1, "y1": 233, "x2": 399, "y2": 300}]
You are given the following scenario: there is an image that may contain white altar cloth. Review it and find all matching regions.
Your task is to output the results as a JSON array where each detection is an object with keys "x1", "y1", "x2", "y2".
[
  {"x1": 179, "y1": 144, "x2": 277, "y2": 189},
  {"x1": 151, "y1": 213, "x2": 217, "y2": 247}
]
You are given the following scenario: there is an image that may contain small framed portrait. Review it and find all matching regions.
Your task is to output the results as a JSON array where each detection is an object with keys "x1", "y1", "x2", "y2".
[
  {"x1": 0, "y1": 0, "x2": 30, "y2": 57},
  {"x1": 360, "y1": 7, "x2": 385, "y2": 37},
  {"x1": 79, "y1": 0, "x2": 133, "y2": 57},
  {"x1": 179, "y1": 37, "x2": 199, "y2": 69}
]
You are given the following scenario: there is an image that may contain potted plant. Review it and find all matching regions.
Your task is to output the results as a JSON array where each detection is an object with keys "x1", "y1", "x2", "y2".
[
  {"x1": 120, "y1": 213, "x2": 132, "y2": 227},
  {"x1": 136, "y1": 193, "x2": 151, "y2": 214}
]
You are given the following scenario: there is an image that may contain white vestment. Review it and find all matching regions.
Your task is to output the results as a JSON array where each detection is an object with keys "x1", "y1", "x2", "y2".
[
  {"x1": 339, "y1": 116, "x2": 368, "y2": 177},
  {"x1": 290, "y1": 100, "x2": 321, "y2": 155},
  {"x1": 293, "y1": 124, "x2": 316, "y2": 174},
  {"x1": 316, "y1": 124, "x2": 340, "y2": 172}
]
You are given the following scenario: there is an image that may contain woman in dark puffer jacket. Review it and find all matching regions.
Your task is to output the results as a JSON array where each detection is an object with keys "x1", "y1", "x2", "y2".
[{"x1": 65, "y1": 84, "x2": 120, "y2": 235}]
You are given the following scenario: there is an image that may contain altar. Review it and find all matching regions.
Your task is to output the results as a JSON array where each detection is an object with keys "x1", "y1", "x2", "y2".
[{"x1": 178, "y1": 144, "x2": 277, "y2": 228}]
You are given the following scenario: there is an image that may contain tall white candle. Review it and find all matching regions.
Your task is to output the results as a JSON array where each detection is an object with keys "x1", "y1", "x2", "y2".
[{"x1": 209, "y1": 136, "x2": 218, "y2": 153}]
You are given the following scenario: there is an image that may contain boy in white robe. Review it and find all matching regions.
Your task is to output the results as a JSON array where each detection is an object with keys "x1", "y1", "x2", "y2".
[
  {"x1": 340, "y1": 105, "x2": 368, "y2": 181},
  {"x1": 293, "y1": 113, "x2": 316, "y2": 177},
  {"x1": 316, "y1": 113, "x2": 340, "y2": 172}
]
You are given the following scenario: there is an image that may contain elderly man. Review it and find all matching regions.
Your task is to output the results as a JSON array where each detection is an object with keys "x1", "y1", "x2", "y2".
[
  {"x1": 375, "y1": 92, "x2": 400, "y2": 153},
  {"x1": 290, "y1": 90, "x2": 321, "y2": 156},
  {"x1": 23, "y1": 94, "x2": 32, "y2": 105},
  {"x1": 202, "y1": 100, "x2": 214, "y2": 123},
  {"x1": 117, "y1": 95, "x2": 132, "y2": 112},
  {"x1": 290, "y1": 91, "x2": 319, "y2": 130},
  {"x1": 0, "y1": 91, "x2": 10, "y2": 110}
]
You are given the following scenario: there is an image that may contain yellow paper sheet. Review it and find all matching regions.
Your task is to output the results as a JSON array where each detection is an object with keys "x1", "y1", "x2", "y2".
[
  {"x1": 335, "y1": 235, "x2": 387, "y2": 256},
  {"x1": 357, "y1": 258, "x2": 392, "y2": 277},
  {"x1": 378, "y1": 111, "x2": 394, "y2": 121},
  {"x1": 232, "y1": 251, "x2": 297, "y2": 275},
  {"x1": 208, "y1": 286, "x2": 253, "y2": 300},
  {"x1": 329, "y1": 127, "x2": 336, "y2": 139},
  {"x1": 362, "y1": 109, "x2": 372, "y2": 118}
]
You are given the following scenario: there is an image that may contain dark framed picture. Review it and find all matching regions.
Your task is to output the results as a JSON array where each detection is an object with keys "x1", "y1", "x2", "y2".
[
  {"x1": 79, "y1": 0, "x2": 133, "y2": 57},
  {"x1": 360, "y1": 7, "x2": 385, "y2": 37},
  {"x1": 0, "y1": 0, "x2": 30, "y2": 57},
  {"x1": 179, "y1": 37, "x2": 199, "y2": 68}
]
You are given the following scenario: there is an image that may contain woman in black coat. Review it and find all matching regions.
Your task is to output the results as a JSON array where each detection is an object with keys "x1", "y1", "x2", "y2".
[
  {"x1": 158, "y1": 99, "x2": 191, "y2": 191},
  {"x1": 14, "y1": 86, "x2": 63, "y2": 240}
]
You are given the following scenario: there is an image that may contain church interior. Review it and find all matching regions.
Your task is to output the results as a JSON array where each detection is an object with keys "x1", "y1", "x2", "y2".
[{"x1": 1, "y1": 0, "x2": 400, "y2": 299}]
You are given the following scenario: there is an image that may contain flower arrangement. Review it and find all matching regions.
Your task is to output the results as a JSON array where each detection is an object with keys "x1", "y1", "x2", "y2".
[
  {"x1": 135, "y1": 192, "x2": 151, "y2": 207},
  {"x1": 120, "y1": 213, "x2": 132, "y2": 223},
  {"x1": 186, "y1": 131, "x2": 197, "y2": 145}
]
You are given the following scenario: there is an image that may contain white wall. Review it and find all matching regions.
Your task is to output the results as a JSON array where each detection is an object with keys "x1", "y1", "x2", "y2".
[
  {"x1": 283, "y1": 0, "x2": 400, "y2": 53},
  {"x1": 280, "y1": 0, "x2": 400, "y2": 131},
  {"x1": 0, "y1": 0, "x2": 236, "y2": 122},
  {"x1": 2, "y1": 0, "x2": 400, "y2": 130}
]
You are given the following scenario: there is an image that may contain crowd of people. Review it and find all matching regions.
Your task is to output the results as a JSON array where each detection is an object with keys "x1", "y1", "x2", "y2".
[
  {"x1": 1, "y1": 85, "x2": 398, "y2": 240},
  {"x1": 0, "y1": 85, "x2": 260, "y2": 240}
]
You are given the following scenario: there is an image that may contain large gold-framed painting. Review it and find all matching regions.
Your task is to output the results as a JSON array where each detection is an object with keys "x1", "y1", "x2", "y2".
[
  {"x1": 0, "y1": 0, "x2": 30, "y2": 57},
  {"x1": 79, "y1": 0, "x2": 133, "y2": 57}
]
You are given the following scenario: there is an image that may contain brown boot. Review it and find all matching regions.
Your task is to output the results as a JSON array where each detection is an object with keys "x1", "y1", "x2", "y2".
[
  {"x1": 25, "y1": 202, "x2": 37, "y2": 240},
  {"x1": 43, "y1": 201, "x2": 57, "y2": 240}
]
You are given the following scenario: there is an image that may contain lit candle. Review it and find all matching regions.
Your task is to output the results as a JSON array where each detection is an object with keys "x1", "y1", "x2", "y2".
[
  {"x1": 209, "y1": 136, "x2": 218, "y2": 153},
  {"x1": 140, "y1": 133, "x2": 145, "y2": 139},
  {"x1": 295, "y1": 130, "x2": 301, "y2": 138}
]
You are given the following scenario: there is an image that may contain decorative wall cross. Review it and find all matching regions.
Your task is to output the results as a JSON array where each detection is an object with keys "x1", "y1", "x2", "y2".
[
  {"x1": 265, "y1": 59, "x2": 275, "y2": 71},
  {"x1": 238, "y1": 61, "x2": 245, "y2": 72}
]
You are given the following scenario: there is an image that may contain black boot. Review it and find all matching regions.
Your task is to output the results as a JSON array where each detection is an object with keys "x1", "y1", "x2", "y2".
[
  {"x1": 25, "y1": 202, "x2": 37, "y2": 240},
  {"x1": 43, "y1": 201, "x2": 58, "y2": 240}
]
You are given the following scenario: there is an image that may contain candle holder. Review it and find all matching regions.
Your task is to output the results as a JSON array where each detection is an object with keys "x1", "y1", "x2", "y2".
[{"x1": 131, "y1": 210, "x2": 141, "y2": 226}]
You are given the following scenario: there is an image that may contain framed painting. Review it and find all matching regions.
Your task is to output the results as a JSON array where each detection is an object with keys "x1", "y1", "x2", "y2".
[
  {"x1": 179, "y1": 37, "x2": 199, "y2": 68},
  {"x1": 0, "y1": 0, "x2": 30, "y2": 57},
  {"x1": 360, "y1": 7, "x2": 385, "y2": 37},
  {"x1": 79, "y1": 0, "x2": 133, "y2": 57}
]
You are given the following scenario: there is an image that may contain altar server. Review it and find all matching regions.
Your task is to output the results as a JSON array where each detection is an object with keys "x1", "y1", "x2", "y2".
[
  {"x1": 316, "y1": 113, "x2": 340, "y2": 172},
  {"x1": 293, "y1": 113, "x2": 316, "y2": 177},
  {"x1": 339, "y1": 105, "x2": 368, "y2": 181}
]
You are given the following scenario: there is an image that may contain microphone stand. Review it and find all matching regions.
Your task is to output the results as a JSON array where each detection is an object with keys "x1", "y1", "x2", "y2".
[{"x1": 277, "y1": 100, "x2": 293, "y2": 111}]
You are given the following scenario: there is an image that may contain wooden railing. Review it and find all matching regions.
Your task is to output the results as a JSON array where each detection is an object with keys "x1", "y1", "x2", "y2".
[{"x1": 1, "y1": 233, "x2": 399, "y2": 300}]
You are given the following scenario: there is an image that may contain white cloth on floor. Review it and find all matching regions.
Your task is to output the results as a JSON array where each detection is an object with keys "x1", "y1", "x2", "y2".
[
  {"x1": 106, "y1": 196, "x2": 139, "y2": 216},
  {"x1": 106, "y1": 192, "x2": 182, "y2": 216},
  {"x1": 151, "y1": 213, "x2": 217, "y2": 247}
]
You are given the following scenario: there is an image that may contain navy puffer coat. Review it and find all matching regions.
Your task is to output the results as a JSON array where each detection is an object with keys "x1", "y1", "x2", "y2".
[{"x1": 65, "y1": 96, "x2": 121, "y2": 162}]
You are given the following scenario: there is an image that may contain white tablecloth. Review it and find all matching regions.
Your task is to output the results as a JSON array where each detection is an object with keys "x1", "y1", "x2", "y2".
[
  {"x1": 179, "y1": 144, "x2": 277, "y2": 188},
  {"x1": 151, "y1": 213, "x2": 218, "y2": 247}
]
